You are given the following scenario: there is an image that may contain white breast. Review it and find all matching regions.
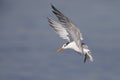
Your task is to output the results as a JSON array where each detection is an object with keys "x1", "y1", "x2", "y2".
[{"x1": 66, "y1": 41, "x2": 83, "y2": 54}]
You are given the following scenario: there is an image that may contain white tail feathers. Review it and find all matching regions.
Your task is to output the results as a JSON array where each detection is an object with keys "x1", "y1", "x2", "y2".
[
  {"x1": 88, "y1": 54, "x2": 93, "y2": 62},
  {"x1": 84, "y1": 52, "x2": 93, "y2": 63},
  {"x1": 86, "y1": 53, "x2": 93, "y2": 62}
]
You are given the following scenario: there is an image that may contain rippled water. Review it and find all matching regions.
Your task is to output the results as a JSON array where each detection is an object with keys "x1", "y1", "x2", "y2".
[{"x1": 0, "y1": 0, "x2": 120, "y2": 80}]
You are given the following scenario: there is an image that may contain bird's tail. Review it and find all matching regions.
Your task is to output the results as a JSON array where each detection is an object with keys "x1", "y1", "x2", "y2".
[{"x1": 84, "y1": 52, "x2": 93, "y2": 63}]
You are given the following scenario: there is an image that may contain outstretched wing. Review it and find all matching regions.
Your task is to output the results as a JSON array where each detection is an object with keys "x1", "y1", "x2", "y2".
[
  {"x1": 51, "y1": 5, "x2": 83, "y2": 52},
  {"x1": 48, "y1": 18, "x2": 70, "y2": 42}
]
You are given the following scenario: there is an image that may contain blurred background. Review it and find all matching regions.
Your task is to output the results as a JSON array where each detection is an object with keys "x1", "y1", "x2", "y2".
[{"x1": 0, "y1": 0, "x2": 120, "y2": 80}]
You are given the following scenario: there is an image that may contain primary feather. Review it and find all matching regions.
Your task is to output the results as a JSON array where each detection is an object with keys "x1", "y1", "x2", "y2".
[
  {"x1": 51, "y1": 5, "x2": 83, "y2": 52},
  {"x1": 48, "y1": 18, "x2": 70, "y2": 42},
  {"x1": 48, "y1": 5, "x2": 93, "y2": 62}
]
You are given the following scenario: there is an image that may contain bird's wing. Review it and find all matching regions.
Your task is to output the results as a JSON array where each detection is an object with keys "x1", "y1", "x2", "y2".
[
  {"x1": 51, "y1": 5, "x2": 83, "y2": 51},
  {"x1": 48, "y1": 18, "x2": 70, "y2": 42}
]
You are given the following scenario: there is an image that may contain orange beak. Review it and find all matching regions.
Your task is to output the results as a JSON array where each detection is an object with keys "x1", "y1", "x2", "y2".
[{"x1": 57, "y1": 48, "x2": 64, "y2": 52}]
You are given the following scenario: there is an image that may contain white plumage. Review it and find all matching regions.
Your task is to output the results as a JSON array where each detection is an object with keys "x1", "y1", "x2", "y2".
[
  {"x1": 48, "y1": 5, "x2": 93, "y2": 63},
  {"x1": 48, "y1": 18, "x2": 70, "y2": 41}
]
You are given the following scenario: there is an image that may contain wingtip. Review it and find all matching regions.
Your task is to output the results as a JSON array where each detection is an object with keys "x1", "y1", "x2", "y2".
[
  {"x1": 51, "y1": 4, "x2": 58, "y2": 12},
  {"x1": 47, "y1": 17, "x2": 52, "y2": 23},
  {"x1": 50, "y1": 4, "x2": 55, "y2": 9}
]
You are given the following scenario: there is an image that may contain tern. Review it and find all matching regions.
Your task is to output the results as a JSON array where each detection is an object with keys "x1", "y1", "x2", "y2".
[{"x1": 48, "y1": 5, "x2": 93, "y2": 63}]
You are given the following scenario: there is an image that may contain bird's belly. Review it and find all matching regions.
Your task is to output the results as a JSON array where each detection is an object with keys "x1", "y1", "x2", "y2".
[{"x1": 68, "y1": 41, "x2": 82, "y2": 54}]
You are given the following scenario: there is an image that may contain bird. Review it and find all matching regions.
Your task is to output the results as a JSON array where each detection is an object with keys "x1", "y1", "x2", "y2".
[{"x1": 47, "y1": 5, "x2": 93, "y2": 63}]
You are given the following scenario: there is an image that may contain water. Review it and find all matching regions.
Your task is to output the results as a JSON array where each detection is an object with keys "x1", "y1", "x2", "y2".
[{"x1": 0, "y1": 0, "x2": 120, "y2": 80}]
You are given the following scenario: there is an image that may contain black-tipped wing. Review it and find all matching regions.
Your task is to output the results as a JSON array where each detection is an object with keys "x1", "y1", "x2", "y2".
[{"x1": 51, "y1": 5, "x2": 83, "y2": 51}]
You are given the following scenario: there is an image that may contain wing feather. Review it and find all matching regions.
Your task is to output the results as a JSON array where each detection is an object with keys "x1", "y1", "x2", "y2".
[
  {"x1": 51, "y1": 5, "x2": 83, "y2": 52},
  {"x1": 48, "y1": 18, "x2": 70, "y2": 42}
]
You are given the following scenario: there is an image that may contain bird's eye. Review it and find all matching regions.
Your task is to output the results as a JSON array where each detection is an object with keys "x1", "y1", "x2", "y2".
[
  {"x1": 63, "y1": 42, "x2": 69, "y2": 47},
  {"x1": 66, "y1": 42, "x2": 69, "y2": 45}
]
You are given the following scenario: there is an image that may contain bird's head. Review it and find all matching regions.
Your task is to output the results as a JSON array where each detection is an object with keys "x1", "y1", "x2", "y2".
[{"x1": 57, "y1": 42, "x2": 70, "y2": 52}]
